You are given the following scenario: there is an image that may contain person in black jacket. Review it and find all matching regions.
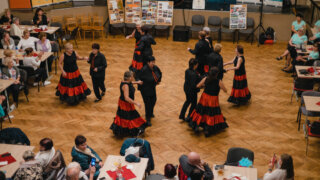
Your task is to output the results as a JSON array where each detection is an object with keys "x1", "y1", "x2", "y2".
[
  {"x1": 137, "y1": 56, "x2": 162, "y2": 126},
  {"x1": 207, "y1": 43, "x2": 224, "y2": 80},
  {"x1": 203, "y1": 27, "x2": 213, "y2": 53},
  {"x1": 188, "y1": 31, "x2": 211, "y2": 75},
  {"x1": 179, "y1": 58, "x2": 201, "y2": 121},
  {"x1": 87, "y1": 43, "x2": 107, "y2": 102},
  {"x1": 136, "y1": 27, "x2": 156, "y2": 66},
  {"x1": 33, "y1": 8, "x2": 48, "y2": 26},
  {"x1": 0, "y1": 9, "x2": 14, "y2": 25}
]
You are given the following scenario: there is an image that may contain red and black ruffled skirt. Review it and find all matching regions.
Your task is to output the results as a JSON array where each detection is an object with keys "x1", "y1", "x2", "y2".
[
  {"x1": 129, "y1": 41, "x2": 143, "y2": 74},
  {"x1": 56, "y1": 69, "x2": 91, "y2": 105},
  {"x1": 228, "y1": 74, "x2": 251, "y2": 105},
  {"x1": 110, "y1": 99, "x2": 146, "y2": 136},
  {"x1": 189, "y1": 92, "x2": 228, "y2": 136}
]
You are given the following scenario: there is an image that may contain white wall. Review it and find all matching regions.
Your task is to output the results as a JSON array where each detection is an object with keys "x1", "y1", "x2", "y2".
[{"x1": 0, "y1": 0, "x2": 9, "y2": 15}]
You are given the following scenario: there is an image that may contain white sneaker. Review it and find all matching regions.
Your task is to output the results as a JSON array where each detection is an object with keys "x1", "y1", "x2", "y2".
[
  {"x1": 43, "y1": 81, "x2": 51, "y2": 86},
  {"x1": 33, "y1": 82, "x2": 39, "y2": 87},
  {"x1": 9, "y1": 104, "x2": 16, "y2": 112}
]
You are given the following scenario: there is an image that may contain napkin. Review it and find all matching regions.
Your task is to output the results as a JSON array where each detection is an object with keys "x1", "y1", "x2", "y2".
[
  {"x1": 238, "y1": 157, "x2": 252, "y2": 167},
  {"x1": 0, "y1": 152, "x2": 16, "y2": 168},
  {"x1": 106, "y1": 165, "x2": 136, "y2": 180}
]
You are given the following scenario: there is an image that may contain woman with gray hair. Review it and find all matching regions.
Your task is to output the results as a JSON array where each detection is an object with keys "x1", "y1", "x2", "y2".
[
  {"x1": 14, "y1": 150, "x2": 43, "y2": 180},
  {"x1": 110, "y1": 70, "x2": 146, "y2": 136},
  {"x1": 203, "y1": 27, "x2": 213, "y2": 53},
  {"x1": 10, "y1": 17, "x2": 23, "y2": 38}
]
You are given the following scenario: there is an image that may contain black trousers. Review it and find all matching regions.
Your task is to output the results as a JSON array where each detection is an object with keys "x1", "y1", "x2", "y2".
[
  {"x1": 7, "y1": 84, "x2": 20, "y2": 103},
  {"x1": 141, "y1": 93, "x2": 157, "y2": 120},
  {"x1": 34, "y1": 68, "x2": 47, "y2": 82},
  {"x1": 92, "y1": 77, "x2": 106, "y2": 100},
  {"x1": 179, "y1": 92, "x2": 197, "y2": 119},
  {"x1": 40, "y1": 55, "x2": 54, "y2": 72}
]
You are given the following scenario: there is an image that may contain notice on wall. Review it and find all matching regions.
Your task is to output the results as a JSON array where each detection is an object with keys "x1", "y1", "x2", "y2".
[
  {"x1": 53, "y1": 0, "x2": 69, "y2": 3},
  {"x1": 236, "y1": 0, "x2": 283, "y2": 7},
  {"x1": 230, "y1": 4, "x2": 247, "y2": 29},
  {"x1": 141, "y1": 0, "x2": 157, "y2": 25},
  {"x1": 108, "y1": 0, "x2": 125, "y2": 24},
  {"x1": 32, "y1": 0, "x2": 53, "y2": 7},
  {"x1": 192, "y1": 0, "x2": 205, "y2": 10},
  {"x1": 156, "y1": 1, "x2": 173, "y2": 25},
  {"x1": 125, "y1": 0, "x2": 142, "y2": 23}
]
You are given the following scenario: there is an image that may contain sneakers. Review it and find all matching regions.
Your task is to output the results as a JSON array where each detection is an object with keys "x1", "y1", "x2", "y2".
[
  {"x1": 9, "y1": 104, "x2": 16, "y2": 112},
  {"x1": 43, "y1": 81, "x2": 51, "y2": 86},
  {"x1": 33, "y1": 82, "x2": 39, "y2": 87}
]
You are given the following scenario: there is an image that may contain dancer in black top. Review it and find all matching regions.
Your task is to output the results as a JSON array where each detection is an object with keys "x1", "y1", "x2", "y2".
[
  {"x1": 110, "y1": 71, "x2": 146, "y2": 136},
  {"x1": 207, "y1": 43, "x2": 224, "y2": 80},
  {"x1": 179, "y1": 58, "x2": 201, "y2": 121},
  {"x1": 127, "y1": 22, "x2": 143, "y2": 76},
  {"x1": 224, "y1": 45, "x2": 251, "y2": 105},
  {"x1": 87, "y1": 43, "x2": 107, "y2": 102},
  {"x1": 137, "y1": 56, "x2": 162, "y2": 126},
  {"x1": 188, "y1": 31, "x2": 211, "y2": 75},
  {"x1": 136, "y1": 27, "x2": 156, "y2": 66},
  {"x1": 203, "y1": 27, "x2": 213, "y2": 53},
  {"x1": 189, "y1": 67, "x2": 228, "y2": 137}
]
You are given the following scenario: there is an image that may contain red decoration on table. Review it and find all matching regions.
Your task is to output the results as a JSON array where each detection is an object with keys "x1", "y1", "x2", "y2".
[
  {"x1": 106, "y1": 165, "x2": 136, "y2": 180},
  {"x1": 34, "y1": 28, "x2": 48, "y2": 32},
  {"x1": 316, "y1": 101, "x2": 320, "y2": 106},
  {"x1": 33, "y1": 53, "x2": 38, "y2": 57},
  {"x1": 308, "y1": 67, "x2": 315, "y2": 73},
  {"x1": 0, "y1": 152, "x2": 16, "y2": 168}
]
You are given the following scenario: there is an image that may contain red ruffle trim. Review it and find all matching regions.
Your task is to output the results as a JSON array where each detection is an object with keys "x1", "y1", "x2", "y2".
[
  {"x1": 57, "y1": 82, "x2": 89, "y2": 96},
  {"x1": 190, "y1": 111, "x2": 224, "y2": 126},
  {"x1": 62, "y1": 70, "x2": 81, "y2": 80},
  {"x1": 234, "y1": 74, "x2": 247, "y2": 81},
  {"x1": 113, "y1": 116, "x2": 146, "y2": 129},
  {"x1": 230, "y1": 87, "x2": 250, "y2": 98},
  {"x1": 135, "y1": 51, "x2": 141, "y2": 55},
  {"x1": 118, "y1": 99, "x2": 136, "y2": 111},
  {"x1": 204, "y1": 65, "x2": 209, "y2": 73},
  {"x1": 198, "y1": 92, "x2": 220, "y2": 107},
  {"x1": 131, "y1": 59, "x2": 143, "y2": 70}
]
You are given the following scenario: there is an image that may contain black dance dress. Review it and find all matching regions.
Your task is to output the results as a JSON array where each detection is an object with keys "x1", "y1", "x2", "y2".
[
  {"x1": 129, "y1": 30, "x2": 143, "y2": 74},
  {"x1": 228, "y1": 56, "x2": 251, "y2": 105},
  {"x1": 110, "y1": 82, "x2": 146, "y2": 136},
  {"x1": 189, "y1": 79, "x2": 228, "y2": 136},
  {"x1": 56, "y1": 51, "x2": 91, "y2": 105}
]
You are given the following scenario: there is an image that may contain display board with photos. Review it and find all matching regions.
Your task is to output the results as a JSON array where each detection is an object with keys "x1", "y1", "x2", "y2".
[
  {"x1": 230, "y1": 4, "x2": 247, "y2": 29},
  {"x1": 141, "y1": 0, "x2": 157, "y2": 25},
  {"x1": 156, "y1": 1, "x2": 173, "y2": 25},
  {"x1": 108, "y1": 0, "x2": 125, "y2": 24},
  {"x1": 31, "y1": 0, "x2": 53, "y2": 7},
  {"x1": 125, "y1": 0, "x2": 142, "y2": 23}
]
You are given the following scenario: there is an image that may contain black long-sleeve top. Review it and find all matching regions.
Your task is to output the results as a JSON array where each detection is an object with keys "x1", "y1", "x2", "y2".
[
  {"x1": 33, "y1": 14, "x2": 48, "y2": 26},
  {"x1": 0, "y1": 14, "x2": 14, "y2": 24},
  {"x1": 189, "y1": 39, "x2": 211, "y2": 64},
  {"x1": 137, "y1": 64, "x2": 162, "y2": 96},
  {"x1": 136, "y1": 34, "x2": 156, "y2": 57},
  {"x1": 207, "y1": 52, "x2": 224, "y2": 80},
  {"x1": 87, "y1": 52, "x2": 107, "y2": 78},
  {"x1": 179, "y1": 155, "x2": 214, "y2": 180},
  {"x1": 184, "y1": 68, "x2": 201, "y2": 94}
]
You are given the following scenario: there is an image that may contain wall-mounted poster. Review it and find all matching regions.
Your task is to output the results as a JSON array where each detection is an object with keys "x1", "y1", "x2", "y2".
[
  {"x1": 108, "y1": 0, "x2": 125, "y2": 24},
  {"x1": 32, "y1": 0, "x2": 53, "y2": 7},
  {"x1": 230, "y1": 4, "x2": 247, "y2": 29},
  {"x1": 125, "y1": 0, "x2": 141, "y2": 23},
  {"x1": 53, "y1": 0, "x2": 70, "y2": 3},
  {"x1": 141, "y1": 0, "x2": 157, "y2": 25},
  {"x1": 192, "y1": 0, "x2": 205, "y2": 10},
  {"x1": 156, "y1": 1, "x2": 173, "y2": 26}
]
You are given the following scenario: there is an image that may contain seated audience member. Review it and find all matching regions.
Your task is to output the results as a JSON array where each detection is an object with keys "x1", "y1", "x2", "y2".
[
  {"x1": 66, "y1": 162, "x2": 96, "y2": 180},
  {"x1": 263, "y1": 154, "x2": 294, "y2": 180},
  {"x1": 36, "y1": 32, "x2": 53, "y2": 72},
  {"x1": 179, "y1": 152, "x2": 213, "y2": 180},
  {"x1": 14, "y1": 150, "x2": 43, "y2": 180},
  {"x1": 164, "y1": 164, "x2": 178, "y2": 180},
  {"x1": 1, "y1": 58, "x2": 20, "y2": 110},
  {"x1": 291, "y1": 13, "x2": 306, "y2": 35},
  {"x1": 33, "y1": 8, "x2": 48, "y2": 26},
  {"x1": 3, "y1": 49, "x2": 19, "y2": 66},
  {"x1": 295, "y1": 43, "x2": 319, "y2": 64},
  {"x1": 315, "y1": 19, "x2": 320, "y2": 31},
  {"x1": 1, "y1": 32, "x2": 15, "y2": 50},
  {"x1": 309, "y1": 26, "x2": 320, "y2": 42},
  {"x1": 10, "y1": 17, "x2": 23, "y2": 38},
  {"x1": 23, "y1": 47, "x2": 51, "y2": 86},
  {"x1": 71, "y1": 135, "x2": 102, "y2": 179},
  {"x1": 189, "y1": 168, "x2": 204, "y2": 180},
  {"x1": 35, "y1": 138, "x2": 55, "y2": 167},
  {"x1": 0, "y1": 95, "x2": 5, "y2": 118},
  {"x1": 0, "y1": 9, "x2": 14, "y2": 25},
  {"x1": 17, "y1": 30, "x2": 39, "y2": 51}
]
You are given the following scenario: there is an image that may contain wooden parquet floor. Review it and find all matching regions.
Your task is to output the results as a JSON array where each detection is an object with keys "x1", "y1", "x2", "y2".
[{"x1": 3, "y1": 36, "x2": 320, "y2": 179}]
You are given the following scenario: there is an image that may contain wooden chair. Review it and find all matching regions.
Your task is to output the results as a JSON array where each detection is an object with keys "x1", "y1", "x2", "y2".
[
  {"x1": 80, "y1": 16, "x2": 93, "y2": 40},
  {"x1": 92, "y1": 16, "x2": 105, "y2": 40},
  {"x1": 65, "y1": 17, "x2": 80, "y2": 40}
]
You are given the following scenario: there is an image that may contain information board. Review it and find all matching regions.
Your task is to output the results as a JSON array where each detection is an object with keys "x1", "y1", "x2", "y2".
[
  {"x1": 31, "y1": 0, "x2": 52, "y2": 7},
  {"x1": 141, "y1": 0, "x2": 157, "y2": 25},
  {"x1": 156, "y1": 1, "x2": 173, "y2": 26},
  {"x1": 230, "y1": 4, "x2": 247, "y2": 29},
  {"x1": 108, "y1": 0, "x2": 125, "y2": 24},
  {"x1": 125, "y1": 0, "x2": 142, "y2": 23},
  {"x1": 53, "y1": 0, "x2": 70, "y2": 3}
]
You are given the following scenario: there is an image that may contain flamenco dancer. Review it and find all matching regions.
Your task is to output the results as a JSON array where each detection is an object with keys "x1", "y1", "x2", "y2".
[
  {"x1": 56, "y1": 43, "x2": 91, "y2": 105},
  {"x1": 137, "y1": 27, "x2": 156, "y2": 66},
  {"x1": 224, "y1": 45, "x2": 251, "y2": 105},
  {"x1": 110, "y1": 71, "x2": 146, "y2": 136},
  {"x1": 126, "y1": 22, "x2": 143, "y2": 77},
  {"x1": 189, "y1": 67, "x2": 228, "y2": 137}
]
